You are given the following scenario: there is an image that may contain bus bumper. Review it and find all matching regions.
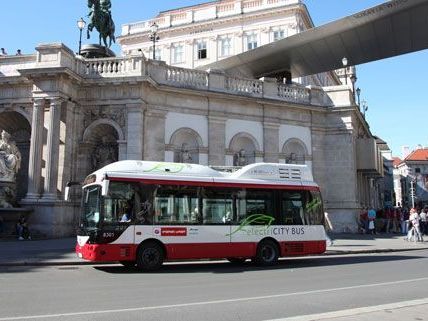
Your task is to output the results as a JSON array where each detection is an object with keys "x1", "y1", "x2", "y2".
[{"x1": 75, "y1": 243, "x2": 136, "y2": 262}]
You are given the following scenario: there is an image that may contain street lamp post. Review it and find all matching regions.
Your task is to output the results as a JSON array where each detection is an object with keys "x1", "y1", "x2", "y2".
[
  {"x1": 356, "y1": 87, "x2": 361, "y2": 106},
  {"x1": 77, "y1": 18, "x2": 86, "y2": 55},
  {"x1": 350, "y1": 73, "x2": 357, "y2": 102},
  {"x1": 342, "y1": 57, "x2": 348, "y2": 85},
  {"x1": 149, "y1": 22, "x2": 160, "y2": 60}
]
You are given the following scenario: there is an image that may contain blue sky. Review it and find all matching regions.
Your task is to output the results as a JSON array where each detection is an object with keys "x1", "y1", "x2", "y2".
[{"x1": 1, "y1": 0, "x2": 427, "y2": 157}]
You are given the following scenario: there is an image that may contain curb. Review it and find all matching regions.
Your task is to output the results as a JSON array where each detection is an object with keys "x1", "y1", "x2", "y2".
[{"x1": 1, "y1": 246, "x2": 428, "y2": 267}]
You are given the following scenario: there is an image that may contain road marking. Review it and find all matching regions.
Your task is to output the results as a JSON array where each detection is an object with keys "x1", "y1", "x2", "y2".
[
  {"x1": 1, "y1": 277, "x2": 428, "y2": 320},
  {"x1": 265, "y1": 298, "x2": 428, "y2": 321}
]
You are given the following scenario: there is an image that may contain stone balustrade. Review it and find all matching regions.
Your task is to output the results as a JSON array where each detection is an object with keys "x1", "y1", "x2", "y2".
[
  {"x1": 0, "y1": 43, "x2": 333, "y2": 107},
  {"x1": 164, "y1": 65, "x2": 208, "y2": 89},
  {"x1": 225, "y1": 76, "x2": 263, "y2": 97},
  {"x1": 77, "y1": 56, "x2": 145, "y2": 78},
  {"x1": 122, "y1": 0, "x2": 301, "y2": 35}
]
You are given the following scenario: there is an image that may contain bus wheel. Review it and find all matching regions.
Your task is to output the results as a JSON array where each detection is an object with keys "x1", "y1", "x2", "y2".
[
  {"x1": 255, "y1": 240, "x2": 279, "y2": 266},
  {"x1": 136, "y1": 241, "x2": 164, "y2": 271},
  {"x1": 119, "y1": 261, "x2": 136, "y2": 268},
  {"x1": 227, "y1": 258, "x2": 246, "y2": 264}
]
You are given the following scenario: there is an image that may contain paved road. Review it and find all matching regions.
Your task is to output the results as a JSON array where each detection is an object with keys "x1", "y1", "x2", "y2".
[{"x1": 0, "y1": 250, "x2": 427, "y2": 321}]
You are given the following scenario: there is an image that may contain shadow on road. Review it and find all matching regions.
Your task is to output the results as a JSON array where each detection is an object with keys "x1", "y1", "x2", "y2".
[{"x1": 93, "y1": 253, "x2": 424, "y2": 275}]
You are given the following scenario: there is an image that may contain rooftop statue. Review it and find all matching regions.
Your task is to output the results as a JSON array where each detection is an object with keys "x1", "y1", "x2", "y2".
[
  {"x1": 0, "y1": 130, "x2": 21, "y2": 182},
  {"x1": 87, "y1": 0, "x2": 116, "y2": 48}
]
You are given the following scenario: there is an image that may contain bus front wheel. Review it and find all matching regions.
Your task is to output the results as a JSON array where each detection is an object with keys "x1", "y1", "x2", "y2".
[
  {"x1": 136, "y1": 241, "x2": 164, "y2": 271},
  {"x1": 254, "y1": 240, "x2": 279, "y2": 266}
]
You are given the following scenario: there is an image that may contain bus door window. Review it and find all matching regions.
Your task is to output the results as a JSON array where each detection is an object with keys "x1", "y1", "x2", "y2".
[
  {"x1": 236, "y1": 189, "x2": 274, "y2": 225},
  {"x1": 133, "y1": 183, "x2": 155, "y2": 225},
  {"x1": 153, "y1": 186, "x2": 199, "y2": 225},
  {"x1": 202, "y1": 188, "x2": 234, "y2": 224},
  {"x1": 305, "y1": 191, "x2": 324, "y2": 225},
  {"x1": 281, "y1": 191, "x2": 305, "y2": 225}
]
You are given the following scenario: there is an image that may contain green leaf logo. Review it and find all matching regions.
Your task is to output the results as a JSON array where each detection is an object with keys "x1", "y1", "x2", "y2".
[
  {"x1": 227, "y1": 214, "x2": 275, "y2": 236},
  {"x1": 144, "y1": 163, "x2": 185, "y2": 173}
]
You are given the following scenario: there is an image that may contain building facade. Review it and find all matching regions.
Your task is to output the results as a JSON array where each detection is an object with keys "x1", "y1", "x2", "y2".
[
  {"x1": 0, "y1": 1, "x2": 385, "y2": 237},
  {"x1": 394, "y1": 148, "x2": 428, "y2": 208},
  {"x1": 118, "y1": 0, "x2": 339, "y2": 87}
]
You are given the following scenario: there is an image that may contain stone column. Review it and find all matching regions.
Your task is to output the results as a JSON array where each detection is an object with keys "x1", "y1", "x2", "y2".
[
  {"x1": 263, "y1": 121, "x2": 279, "y2": 163},
  {"x1": 143, "y1": 109, "x2": 166, "y2": 161},
  {"x1": 43, "y1": 98, "x2": 62, "y2": 200},
  {"x1": 25, "y1": 98, "x2": 45, "y2": 200},
  {"x1": 208, "y1": 116, "x2": 226, "y2": 166},
  {"x1": 126, "y1": 103, "x2": 144, "y2": 160}
]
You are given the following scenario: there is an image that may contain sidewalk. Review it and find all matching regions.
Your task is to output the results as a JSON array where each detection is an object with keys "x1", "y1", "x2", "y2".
[{"x1": 0, "y1": 233, "x2": 427, "y2": 266}]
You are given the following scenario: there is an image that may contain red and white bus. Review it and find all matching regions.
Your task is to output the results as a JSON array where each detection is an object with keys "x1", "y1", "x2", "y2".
[{"x1": 73, "y1": 161, "x2": 327, "y2": 270}]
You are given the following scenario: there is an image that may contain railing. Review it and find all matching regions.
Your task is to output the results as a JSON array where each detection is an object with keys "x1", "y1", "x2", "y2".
[
  {"x1": 164, "y1": 65, "x2": 208, "y2": 89},
  {"x1": 277, "y1": 84, "x2": 310, "y2": 104},
  {"x1": 226, "y1": 76, "x2": 263, "y2": 96},
  {"x1": 121, "y1": 0, "x2": 301, "y2": 35},
  {"x1": 1, "y1": 44, "x2": 331, "y2": 107},
  {"x1": 77, "y1": 56, "x2": 145, "y2": 78}
]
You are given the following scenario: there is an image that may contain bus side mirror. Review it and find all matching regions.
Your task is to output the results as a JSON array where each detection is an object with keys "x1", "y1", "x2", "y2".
[
  {"x1": 101, "y1": 179, "x2": 110, "y2": 196},
  {"x1": 64, "y1": 181, "x2": 81, "y2": 201}
]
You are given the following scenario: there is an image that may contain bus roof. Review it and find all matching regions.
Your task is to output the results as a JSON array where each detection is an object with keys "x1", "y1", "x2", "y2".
[{"x1": 85, "y1": 161, "x2": 317, "y2": 188}]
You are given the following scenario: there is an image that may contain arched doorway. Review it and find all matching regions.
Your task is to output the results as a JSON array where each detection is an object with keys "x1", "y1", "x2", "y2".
[{"x1": 82, "y1": 120, "x2": 123, "y2": 177}]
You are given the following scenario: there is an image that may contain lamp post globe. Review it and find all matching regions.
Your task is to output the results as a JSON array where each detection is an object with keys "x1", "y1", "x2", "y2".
[
  {"x1": 341, "y1": 57, "x2": 348, "y2": 85},
  {"x1": 77, "y1": 18, "x2": 86, "y2": 55}
]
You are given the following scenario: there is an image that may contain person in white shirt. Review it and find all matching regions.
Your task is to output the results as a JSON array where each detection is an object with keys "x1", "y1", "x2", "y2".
[
  {"x1": 419, "y1": 207, "x2": 427, "y2": 236},
  {"x1": 408, "y1": 208, "x2": 423, "y2": 242}
]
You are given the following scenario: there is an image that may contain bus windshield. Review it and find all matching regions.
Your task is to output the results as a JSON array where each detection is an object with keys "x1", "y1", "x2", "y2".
[{"x1": 80, "y1": 186, "x2": 101, "y2": 230}]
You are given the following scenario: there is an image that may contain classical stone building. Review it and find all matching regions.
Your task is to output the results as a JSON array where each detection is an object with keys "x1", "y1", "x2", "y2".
[
  {"x1": 0, "y1": 0, "x2": 386, "y2": 237},
  {"x1": 118, "y1": 0, "x2": 339, "y2": 86},
  {"x1": 394, "y1": 148, "x2": 428, "y2": 208}
]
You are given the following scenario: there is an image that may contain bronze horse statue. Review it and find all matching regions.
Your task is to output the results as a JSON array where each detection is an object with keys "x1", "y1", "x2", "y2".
[{"x1": 87, "y1": 0, "x2": 116, "y2": 48}]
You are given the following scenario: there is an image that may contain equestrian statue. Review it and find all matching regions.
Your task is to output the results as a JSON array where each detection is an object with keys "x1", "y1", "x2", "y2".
[{"x1": 87, "y1": 0, "x2": 116, "y2": 48}]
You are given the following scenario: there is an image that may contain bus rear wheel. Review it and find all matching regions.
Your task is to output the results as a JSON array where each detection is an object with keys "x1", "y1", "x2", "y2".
[
  {"x1": 136, "y1": 241, "x2": 164, "y2": 271},
  {"x1": 254, "y1": 240, "x2": 279, "y2": 266}
]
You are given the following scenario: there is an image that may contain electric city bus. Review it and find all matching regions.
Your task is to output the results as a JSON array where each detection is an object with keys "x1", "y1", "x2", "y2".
[{"x1": 71, "y1": 161, "x2": 327, "y2": 271}]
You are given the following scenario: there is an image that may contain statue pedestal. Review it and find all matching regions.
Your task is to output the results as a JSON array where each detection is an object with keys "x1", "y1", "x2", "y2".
[
  {"x1": 80, "y1": 44, "x2": 115, "y2": 58},
  {"x1": 0, "y1": 181, "x2": 17, "y2": 208}
]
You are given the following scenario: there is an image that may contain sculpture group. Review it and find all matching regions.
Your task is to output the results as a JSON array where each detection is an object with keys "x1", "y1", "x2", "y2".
[
  {"x1": 0, "y1": 130, "x2": 21, "y2": 208},
  {"x1": 87, "y1": 0, "x2": 116, "y2": 48}
]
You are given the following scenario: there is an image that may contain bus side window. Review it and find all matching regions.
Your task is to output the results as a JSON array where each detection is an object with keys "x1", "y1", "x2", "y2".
[{"x1": 236, "y1": 189, "x2": 274, "y2": 224}]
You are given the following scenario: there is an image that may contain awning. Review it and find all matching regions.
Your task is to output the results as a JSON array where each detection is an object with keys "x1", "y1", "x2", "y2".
[{"x1": 201, "y1": 0, "x2": 428, "y2": 78}]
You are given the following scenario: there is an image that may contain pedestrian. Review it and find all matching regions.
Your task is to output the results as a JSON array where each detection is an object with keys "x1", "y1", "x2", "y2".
[
  {"x1": 0, "y1": 48, "x2": 7, "y2": 56},
  {"x1": 406, "y1": 208, "x2": 423, "y2": 242},
  {"x1": 324, "y1": 212, "x2": 333, "y2": 246},
  {"x1": 420, "y1": 207, "x2": 427, "y2": 236},
  {"x1": 401, "y1": 207, "x2": 409, "y2": 234},
  {"x1": 15, "y1": 49, "x2": 22, "y2": 56},
  {"x1": 357, "y1": 207, "x2": 368, "y2": 234},
  {"x1": 385, "y1": 206, "x2": 393, "y2": 233},
  {"x1": 368, "y1": 207, "x2": 376, "y2": 235},
  {"x1": 16, "y1": 215, "x2": 31, "y2": 240}
]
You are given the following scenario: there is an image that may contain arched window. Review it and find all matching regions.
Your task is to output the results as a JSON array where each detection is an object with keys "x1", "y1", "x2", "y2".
[
  {"x1": 170, "y1": 128, "x2": 202, "y2": 164},
  {"x1": 283, "y1": 139, "x2": 307, "y2": 164}
]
